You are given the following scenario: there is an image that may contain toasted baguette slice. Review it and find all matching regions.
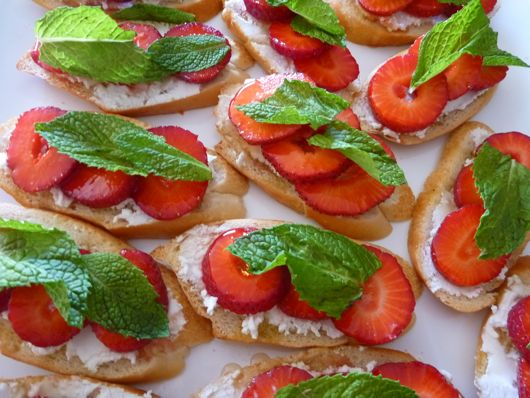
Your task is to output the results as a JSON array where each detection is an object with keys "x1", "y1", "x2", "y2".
[
  {"x1": 0, "y1": 204, "x2": 212, "y2": 384},
  {"x1": 409, "y1": 122, "x2": 529, "y2": 312},
  {"x1": 475, "y1": 256, "x2": 530, "y2": 397},
  {"x1": 194, "y1": 345, "x2": 416, "y2": 397},
  {"x1": 17, "y1": 39, "x2": 253, "y2": 117},
  {"x1": 152, "y1": 219, "x2": 422, "y2": 349},
  {"x1": 215, "y1": 81, "x2": 415, "y2": 240},
  {"x1": 0, "y1": 116, "x2": 249, "y2": 239},
  {"x1": 0, "y1": 375, "x2": 158, "y2": 398},
  {"x1": 33, "y1": 0, "x2": 223, "y2": 24}
]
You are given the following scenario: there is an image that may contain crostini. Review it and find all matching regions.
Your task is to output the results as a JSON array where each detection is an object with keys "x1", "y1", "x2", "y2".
[
  {"x1": 18, "y1": 6, "x2": 253, "y2": 116},
  {"x1": 0, "y1": 204, "x2": 212, "y2": 383},
  {"x1": 409, "y1": 122, "x2": 530, "y2": 312},
  {"x1": 153, "y1": 219, "x2": 422, "y2": 348},
  {"x1": 0, "y1": 107, "x2": 248, "y2": 238}
]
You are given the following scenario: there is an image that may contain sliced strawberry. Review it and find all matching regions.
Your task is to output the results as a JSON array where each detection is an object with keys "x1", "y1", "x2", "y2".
[
  {"x1": 261, "y1": 126, "x2": 350, "y2": 182},
  {"x1": 333, "y1": 245, "x2": 415, "y2": 345},
  {"x1": 278, "y1": 284, "x2": 328, "y2": 321},
  {"x1": 368, "y1": 55, "x2": 448, "y2": 133},
  {"x1": 508, "y1": 296, "x2": 530, "y2": 361},
  {"x1": 242, "y1": 365, "x2": 313, "y2": 398},
  {"x1": 7, "y1": 107, "x2": 77, "y2": 193},
  {"x1": 453, "y1": 164, "x2": 482, "y2": 207},
  {"x1": 60, "y1": 165, "x2": 137, "y2": 208},
  {"x1": 484, "y1": 132, "x2": 530, "y2": 169},
  {"x1": 407, "y1": 36, "x2": 423, "y2": 58},
  {"x1": 202, "y1": 228, "x2": 290, "y2": 315},
  {"x1": 119, "y1": 22, "x2": 161, "y2": 50},
  {"x1": 358, "y1": 0, "x2": 414, "y2": 16},
  {"x1": 404, "y1": 0, "x2": 448, "y2": 17},
  {"x1": 30, "y1": 43, "x2": 63, "y2": 74},
  {"x1": 295, "y1": 165, "x2": 395, "y2": 216},
  {"x1": 0, "y1": 289, "x2": 11, "y2": 313},
  {"x1": 372, "y1": 361, "x2": 461, "y2": 398},
  {"x1": 470, "y1": 64, "x2": 508, "y2": 91},
  {"x1": 431, "y1": 204, "x2": 508, "y2": 286},
  {"x1": 91, "y1": 323, "x2": 149, "y2": 353},
  {"x1": 444, "y1": 54, "x2": 483, "y2": 100},
  {"x1": 445, "y1": 0, "x2": 496, "y2": 15},
  {"x1": 133, "y1": 126, "x2": 208, "y2": 221},
  {"x1": 165, "y1": 23, "x2": 231, "y2": 84},
  {"x1": 8, "y1": 285, "x2": 81, "y2": 347},
  {"x1": 243, "y1": 0, "x2": 293, "y2": 21},
  {"x1": 229, "y1": 74, "x2": 310, "y2": 144},
  {"x1": 519, "y1": 357, "x2": 530, "y2": 398},
  {"x1": 336, "y1": 109, "x2": 361, "y2": 129},
  {"x1": 294, "y1": 46, "x2": 360, "y2": 92},
  {"x1": 269, "y1": 21, "x2": 328, "y2": 60}
]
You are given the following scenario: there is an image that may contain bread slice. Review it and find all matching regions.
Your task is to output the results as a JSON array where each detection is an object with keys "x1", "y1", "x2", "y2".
[
  {"x1": 0, "y1": 116, "x2": 249, "y2": 239},
  {"x1": 0, "y1": 374, "x2": 158, "y2": 398},
  {"x1": 152, "y1": 219, "x2": 422, "y2": 349},
  {"x1": 33, "y1": 0, "x2": 223, "y2": 23},
  {"x1": 17, "y1": 39, "x2": 254, "y2": 117},
  {"x1": 214, "y1": 81, "x2": 415, "y2": 241},
  {"x1": 409, "y1": 122, "x2": 529, "y2": 312},
  {"x1": 0, "y1": 204, "x2": 212, "y2": 384},
  {"x1": 475, "y1": 256, "x2": 530, "y2": 397},
  {"x1": 194, "y1": 345, "x2": 416, "y2": 397}
]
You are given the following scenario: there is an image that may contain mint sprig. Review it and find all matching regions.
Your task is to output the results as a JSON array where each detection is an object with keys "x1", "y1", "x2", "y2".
[
  {"x1": 35, "y1": 112, "x2": 212, "y2": 182},
  {"x1": 228, "y1": 224, "x2": 382, "y2": 318},
  {"x1": 112, "y1": 4, "x2": 196, "y2": 24}
]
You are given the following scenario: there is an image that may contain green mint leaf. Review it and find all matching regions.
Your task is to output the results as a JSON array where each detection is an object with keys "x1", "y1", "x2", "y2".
[
  {"x1": 308, "y1": 121, "x2": 406, "y2": 186},
  {"x1": 148, "y1": 35, "x2": 231, "y2": 73},
  {"x1": 112, "y1": 4, "x2": 195, "y2": 24},
  {"x1": 36, "y1": 6, "x2": 170, "y2": 84},
  {"x1": 411, "y1": 0, "x2": 528, "y2": 89},
  {"x1": 236, "y1": 80, "x2": 349, "y2": 129},
  {"x1": 275, "y1": 373, "x2": 419, "y2": 398},
  {"x1": 35, "y1": 112, "x2": 212, "y2": 182},
  {"x1": 82, "y1": 253, "x2": 169, "y2": 339},
  {"x1": 438, "y1": 0, "x2": 469, "y2": 5},
  {"x1": 228, "y1": 224, "x2": 381, "y2": 318},
  {"x1": 290, "y1": 15, "x2": 345, "y2": 47},
  {"x1": 473, "y1": 143, "x2": 530, "y2": 259},
  {"x1": 527, "y1": 342, "x2": 530, "y2": 350}
]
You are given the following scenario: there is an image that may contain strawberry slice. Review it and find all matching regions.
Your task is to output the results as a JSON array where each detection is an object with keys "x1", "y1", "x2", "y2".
[
  {"x1": 470, "y1": 64, "x2": 508, "y2": 91},
  {"x1": 7, "y1": 107, "x2": 77, "y2": 193},
  {"x1": 261, "y1": 126, "x2": 351, "y2": 182},
  {"x1": 484, "y1": 132, "x2": 530, "y2": 169},
  {"x1": 453, "y1": 164, "x2": 482, "y2": 207},
  {"x1": 333, "y1": 245, "x2": 415, "y2": 345},
  {"x1": 0, "y1": 289, "x2": 11, "y2": 313},
  {"x1": 243, "y1": 0, "x2": 293, "y2": 21},
  {"x1": 404, "y1": 0, "x2": 448, "y2": 17},
  {"x1": 133, "y1": 126, "x2": 209, "y2": 221},
  {"x1": 119, "y1": 22, "x2": 161, "y2": 50},
  {"x1": 269, "y1": 21, "x2": 328, "y2": 60},
  {"x1": 445, "y1": 0, "x2": 497, "y2": 15},
  {"x1": 431, "y1": 204, "x2": 508, "y2": 286},
  {"x1": 295, "y1": 165, "x2": 395, "y2": 216},
  {"x1": 358, "y1": 0, "x2": 414, "y2": 16},
  {"x1": 165, "y1": 23, "x2": 231, "y2": 84},
  {"x1": 8, "y1": 285, "x2": 81, "y2": 347},
  {"x1": 407, "y1": 36, "x2": 423, "y2": 58},
  {"x1": 336, "y1": 109, "x2": 361, "y2": 129},
  {"x1": 294, "y1": 46, "x2": 360, "y2": 92},
  {"x1": 508, "y1": 296, "x2": 530, "y2": 361},
  {"x1": 90, "y1": 323, "x2": 149, "y2": 353},
  {"x1": 229, "y1": 74, "x2": 310, "y2": 144},
  {"x1": 444, "y1": 54, "x2": 483, "y2": 100},
  {"x1": 368, "y1": 55, "x2": 448, "y2": 133},
  {"x1": 202, "y1": 228, "x2": 290, "y2": 314},
  {"x1": 242, "y1": 365, "x2": 313, "y2": 398},
  {"x1": 372, "y1": 361, "x2": 461, "y2": 398},
  {"x1": 60, "y1": 165, "x2": 137, "y2": 208},
  {"x1": 519, "y1": 357, "x2": 530, "y2": 398},
  {"x1": 278, "y1": 284, "x2": 328, "y2": 321}
]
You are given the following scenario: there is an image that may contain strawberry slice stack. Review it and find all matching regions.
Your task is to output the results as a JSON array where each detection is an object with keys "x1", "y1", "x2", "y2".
[{"x1": 359, "y1": 0, "x2": 496, "y2": 18}]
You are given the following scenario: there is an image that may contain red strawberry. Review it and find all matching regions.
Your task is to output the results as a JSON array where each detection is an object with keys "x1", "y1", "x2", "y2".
[
  {"x1": 119, "y1": 22, "x2": 161, "y2": 50},
  {"x1": 333, "y1": 245, "x2": 415, "y2": 345},
  {"x1": 278, "y1": 284, "x2": 328, "y2": 321},
  {"x1": 91, "y1": 323, "x2": 149, "y2": 353},
  {"x1": 358, "y1": 0, "x2": 414, "y2": 16},
  {"x1": 7, "y1": 107, "x2": 77, "y2": 193},
  {"x1": 269, "y1": 21, "x2": 328, "y2": 60},
  {"x1": 0, "y1": 288, "x2": 11, "y2": 313},
  {"x1": 294, "y1": 46, "x2": 360, "y2": 92},
  {"x1": 30, "y1": 43, "x2": 63, "y2": 74},
  {"x1": 229, "y1": 74, "x2": 310, "y2": 144},
  {"x1": 405, "y1": 0, "x2": 448, "y2": 17},
  {"x1": 508, "y1": 296, "x2": 530, "y2": 361},
  {"x1": 519, "y1": 357, "x2": 530, "y2": 398},
  {"x1": 243, "y1": 0, "x2": 293, "y2": 21},
  {"x1": 484, "y1": 132, "x2": 530, "y2": 169},
  {"x1": 368, "y1": 55, "x2": 448, "y2": 133},
  {"x1": 471, "y1": 64, "x2": 508, "y2": 91},
  {"x1": 261, "y1": 126, "x2": 351, "y2": 182},
  {"x1": 165, "y1": 23, "x2": 231, "y2": 84},
  {"x1": 202, "y1": 228, "x2": 290, "y2": 314},
  {"x1": 407, "y1": 35, "x2": 423, "y2": 58},
  {"x1": 453, "y1": 164, "x2": 482, "y2": 207},
  {"x1": 336, "y1": 109, "x2": 361, "y2": 129},
  {"x1": 295, "y1": 165, "x2": 395, "y2": 216},
  {"x1": 60, "y1": 165, "x2": 137, "y2": 208},
  {"x1": 444, "y1": 54, "x2": 483, "y2": 100},
  {"x1": 445, "y1": 0, "x2": 497, "y2": 15},
  {"x1": 8, "y1": 285, "x2": 81, "y2": 347},
  {"x1": 372, "y1": 361, "x2": 461, "y2": 398},
  {"x1": 242, "y1": 365, "x2": 313, "y2": 398},
  {"x1": 431, "y1": 204, "x2": 508, "y2": 286},
  {"x1": 133, "y1": 126, "x2": 209, "y2": 220}
]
